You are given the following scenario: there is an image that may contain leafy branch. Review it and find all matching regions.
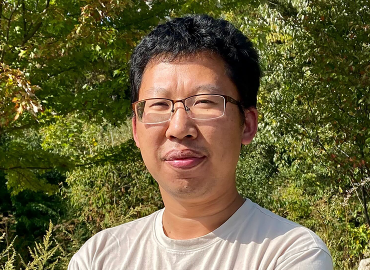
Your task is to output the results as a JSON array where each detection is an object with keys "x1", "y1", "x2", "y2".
[
  {"x1": 1, "y1": 0, "x2": 19, "y2": 63},
  {"x1": 21, "y1": 0, "x2": 50, "y2": 46}
]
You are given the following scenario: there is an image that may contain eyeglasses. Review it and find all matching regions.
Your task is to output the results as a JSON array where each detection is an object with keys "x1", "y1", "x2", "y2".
[{"x1": 132, "y1": 94, "x2": 242, "y2": 124}]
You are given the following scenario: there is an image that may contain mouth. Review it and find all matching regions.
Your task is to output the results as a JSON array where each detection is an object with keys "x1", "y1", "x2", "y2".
[{"x1": 163, "y1": 149, "x2": 206, "y2": 169}]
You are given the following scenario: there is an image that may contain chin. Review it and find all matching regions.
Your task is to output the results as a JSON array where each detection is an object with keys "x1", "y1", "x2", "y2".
[{"x1": 162, "y1": 180, "x2": 211, "y2": 198}]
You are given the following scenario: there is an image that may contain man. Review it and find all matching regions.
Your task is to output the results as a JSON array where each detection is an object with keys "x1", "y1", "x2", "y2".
[{"x1": 68, "y1": 15, "x2": 333, "y2": 269}]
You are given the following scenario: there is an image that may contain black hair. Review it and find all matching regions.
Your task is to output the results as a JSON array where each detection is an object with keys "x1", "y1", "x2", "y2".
[{"x1": 130, "y1": 14, "x2": 261, "y2": 109}]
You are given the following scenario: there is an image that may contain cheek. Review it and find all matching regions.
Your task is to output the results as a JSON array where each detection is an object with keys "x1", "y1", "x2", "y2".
[
  {"x1": 201, "y1": 126, "x2": 242, "y2": 158},
  {"x1": 219, "y1": 128, "x2": 243, "y2": 158},
  {"x1": 139, "y1": 144, "x2": 161, "y2": 178},
  {"x1": 137, "y1": 125, "x2": 165, "y2": 143},
  {"x1": 136, "y1": 126, "x2": 165, "y2": 158}
]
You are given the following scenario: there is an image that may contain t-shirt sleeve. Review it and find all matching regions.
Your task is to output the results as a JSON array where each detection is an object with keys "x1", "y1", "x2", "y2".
[
  {"x1": 275, "y1": 247, "x2": 333, "y2": 270},
  {"x1": 66, "y1": 232, "x2": 102, "y2": 270},
  {"x1": 67, "y1": 256, "x2": 84, "y2": 270}
]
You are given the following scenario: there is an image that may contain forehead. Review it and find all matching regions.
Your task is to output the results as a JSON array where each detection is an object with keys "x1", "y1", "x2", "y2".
[{"x1": 138, "y1": 52, "x2": 238, "y2": 100}]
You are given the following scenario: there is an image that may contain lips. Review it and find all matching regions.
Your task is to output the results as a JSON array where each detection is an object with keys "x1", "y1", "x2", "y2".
[{"x1": 163, "y1": 149, "x2": 206, "y2": 169}]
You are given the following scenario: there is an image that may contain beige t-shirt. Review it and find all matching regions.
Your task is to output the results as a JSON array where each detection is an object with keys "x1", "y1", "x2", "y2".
[{"x1": 68, "y1": 199, "x2": 333, "y2": 270}]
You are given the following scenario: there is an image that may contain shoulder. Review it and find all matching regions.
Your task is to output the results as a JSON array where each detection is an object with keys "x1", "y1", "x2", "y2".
[
  {"x1": 83, "y1": 209, "x2": 159, "y2": 247},
  {"x1": 245, "y1": 200, "x2": 333, "y2": 269},
  {"x1": 248, "y1": 201, "x2": 327, "y2": 247},
  {"x1": 68, "y1": 209, "x2": 161, "y2": 270}
]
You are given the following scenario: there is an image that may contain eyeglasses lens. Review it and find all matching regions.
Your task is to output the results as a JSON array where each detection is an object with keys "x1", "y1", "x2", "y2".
[
  {"x1": 186, "y1": 95, "x2": 225, "y2": 120},
  {"x1": 136, "y1": 95, "x2": 226, "y2": 124}
]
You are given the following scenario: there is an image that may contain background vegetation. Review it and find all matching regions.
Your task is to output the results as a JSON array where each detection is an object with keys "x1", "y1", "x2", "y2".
[{"x1": 0, "y1": 0, "x2": 369, "y2": 269}]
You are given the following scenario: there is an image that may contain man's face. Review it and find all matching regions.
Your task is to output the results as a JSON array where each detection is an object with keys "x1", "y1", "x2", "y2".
[{"x1": 132, "y1": 53, "x2": 257, "y2": 203}]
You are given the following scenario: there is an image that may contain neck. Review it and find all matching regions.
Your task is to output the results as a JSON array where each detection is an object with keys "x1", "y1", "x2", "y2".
[{"x1": 161, "y1": 188, "x2": 245, "y2": 240}]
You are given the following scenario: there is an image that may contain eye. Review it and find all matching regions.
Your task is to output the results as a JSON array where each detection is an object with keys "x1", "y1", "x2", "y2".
[
  {"x1": 147, "y1": 100, "x2": 171, "y2": 110},
  {"x1": 150, "y1": 102, "x2": 169, "y2": 107},
  {"x1": 193, "y1": 98, "x2": 216, "y2": 106}
]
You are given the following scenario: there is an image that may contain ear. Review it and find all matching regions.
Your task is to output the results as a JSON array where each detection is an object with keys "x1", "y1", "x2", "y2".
[
  {"x1": 241, "y1": 108, "x2": 258, "y2": 145},
  {"x1": 132, "y1": 116, "x2": 141, "y2": 148}
]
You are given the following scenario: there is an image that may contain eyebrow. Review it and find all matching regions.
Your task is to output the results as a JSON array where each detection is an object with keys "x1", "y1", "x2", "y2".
[
  {"x1": 194, "y1": 84, "x2": 222, "y2": 94},
  {"x1": 144, "y1": 84, "x2": 222, "y2": 96},
  {"x1": 144, "y1": 87, "x2": 168, "y2": 96}
]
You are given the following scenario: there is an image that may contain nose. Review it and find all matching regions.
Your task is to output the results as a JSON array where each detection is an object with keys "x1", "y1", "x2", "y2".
[
  {"x1": 171, "y1": 100, "x2": 189, "y2": 113},
  {"x1": 165, "y1": 102, "x2": 197, "y2": 140}
]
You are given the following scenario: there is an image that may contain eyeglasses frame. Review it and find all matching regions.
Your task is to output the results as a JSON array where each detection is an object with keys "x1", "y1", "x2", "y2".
[{"x1": 132, "y1": 94, "x2": 244, "y2": 124}]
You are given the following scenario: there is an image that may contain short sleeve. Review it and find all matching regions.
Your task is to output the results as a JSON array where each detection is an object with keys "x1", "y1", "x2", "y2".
[
  {"x1": 67, "y1": 248, "x2": 91, "y2": 270},
  {"x1": 275, "y1": 247, "x2": 333, "y2": 270},
  {"x1": 68, "y1": 257, "x2": 82, "y2": 270}
]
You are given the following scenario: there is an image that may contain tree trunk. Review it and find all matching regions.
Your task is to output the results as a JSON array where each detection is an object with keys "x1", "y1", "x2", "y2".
[{"x1": 362, "y1": 186, "x2": 370, "y2": 227}]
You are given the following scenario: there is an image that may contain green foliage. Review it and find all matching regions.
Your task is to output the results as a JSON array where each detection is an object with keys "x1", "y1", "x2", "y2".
[
  {"x1": 1, "y1": 0, "x2": 183, "y2": 193},
  {"x1": 237, "y1": 143, "x2": 279, "y2": 208},
  {"x1": 347, "y1": 223, "x2": 370, "y2": 261},
  {"x1": 0, "y1": 234, "x2": 16, "y2": 270},
  {"x1": 65, "y1": 138, "x2": 163, "y2": 234},
  {"x1": 0, "y1": 127, "x2": 71, "y2": 195},
  {"x1": 0, "y1": 171, "x2": 12, "y2": 214},
  {"x1": 0, "y1": 222, "x2": 64, "y2": 270},
  {"x1": 1, "y1": 0, "x2": 369, "y2": 269},
  {"x1": 21, "y1": 222, "x2": 62, "y2": 270},
  {"x1": 12, "y1": 189, "x2": 65, "y2": 252}
]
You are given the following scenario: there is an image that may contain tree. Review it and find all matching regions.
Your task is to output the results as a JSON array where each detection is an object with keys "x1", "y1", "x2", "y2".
[{"x1": 0, "y1": 0, "x2": 185, "y2": 193}]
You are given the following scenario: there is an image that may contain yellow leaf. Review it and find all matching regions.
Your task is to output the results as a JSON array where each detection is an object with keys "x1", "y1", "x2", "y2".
[{"x1": 14, "y1": 112, "x2": 20, "y2": 121}]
